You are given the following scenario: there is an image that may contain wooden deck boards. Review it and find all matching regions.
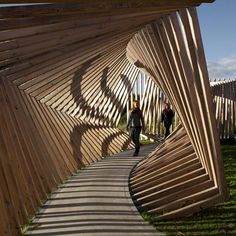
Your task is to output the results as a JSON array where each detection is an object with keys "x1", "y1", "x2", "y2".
[{"x1": 26, "y1": 144, "x2": 164, "y2": 236}]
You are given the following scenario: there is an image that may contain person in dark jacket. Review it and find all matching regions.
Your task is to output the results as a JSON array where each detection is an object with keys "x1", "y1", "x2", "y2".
[
  {"x1": 127, "y1": 100, "x2": 145, "y2": 156},
  {"x1": 161, "y1": 103, "x2": 174, "y2": 138}
]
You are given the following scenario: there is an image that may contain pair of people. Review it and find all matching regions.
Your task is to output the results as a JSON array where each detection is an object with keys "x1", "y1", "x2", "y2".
[{"x1": 127, "y1": 101, "x2": 174, "y2": 156}]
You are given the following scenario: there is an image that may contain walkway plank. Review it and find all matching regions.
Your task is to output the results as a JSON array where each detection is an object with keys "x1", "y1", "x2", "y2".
[{"x1": 26, "y1": 144, "x2": 164, "y2": 236}]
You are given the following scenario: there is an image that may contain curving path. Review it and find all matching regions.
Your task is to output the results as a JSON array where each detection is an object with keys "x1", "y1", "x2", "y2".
[{"x1": 26, "y1": 144, "x2": 164, "y2": 236}]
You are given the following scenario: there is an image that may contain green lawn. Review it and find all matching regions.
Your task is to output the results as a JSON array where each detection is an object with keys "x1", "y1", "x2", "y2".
[
  {"x1": 144, "y1": 144, "x2": 236, "y2": 236},
  {"x1": 140, "y1": 139, "x2": 154, "y2": 145}
]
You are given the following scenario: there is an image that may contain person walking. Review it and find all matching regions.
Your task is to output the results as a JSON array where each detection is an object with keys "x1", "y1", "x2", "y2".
[
  {"x1": 127, "y1": 100, "x2": 145, "y2": 156},
  {"x1": 161, "y1": 103, "x2": 174, "y2": 138}
]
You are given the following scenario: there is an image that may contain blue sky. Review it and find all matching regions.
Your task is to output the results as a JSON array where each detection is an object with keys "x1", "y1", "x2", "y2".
[{"x1": 198, "y1": 0, "x2": 236, "y2": 79}]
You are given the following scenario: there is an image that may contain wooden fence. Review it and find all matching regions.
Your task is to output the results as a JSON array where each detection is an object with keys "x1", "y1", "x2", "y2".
[{"x1": 211, "y1": 79, "x2": 236, "y2": 139}]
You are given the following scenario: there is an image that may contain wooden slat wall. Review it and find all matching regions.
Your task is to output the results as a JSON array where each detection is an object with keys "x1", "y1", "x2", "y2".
[
  {"x1": 130, "y1": 125, "x2": 219, "y2": 220},
  {"x1": 211, "y1": 79, "x2": 236, "y2": 139},
  {"x1": 0, "y1": 1, "x2": 217, "y2": 234},
  {"x1": 211, "y1": 79, "x2": 236, "y2": 100},
  {"x1": 0, "y1": 74, "x2": 133, "y2": 235},
  {"x1": 127, "y1": 7, "x2": 228, "y2": 219}
]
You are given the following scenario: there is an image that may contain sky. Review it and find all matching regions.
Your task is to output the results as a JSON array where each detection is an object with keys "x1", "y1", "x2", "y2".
[{"x1": 198, "y1": 0, "x2": 236, "y2": 79}]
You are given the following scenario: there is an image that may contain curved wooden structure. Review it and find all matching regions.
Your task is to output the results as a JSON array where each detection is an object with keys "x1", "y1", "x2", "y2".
[
  {"x1": 0, "y1": 1, "x2": 228, "y2": 235},
  {"x1": 127, "y1": 8, "x2": 228, "y2": 219}
]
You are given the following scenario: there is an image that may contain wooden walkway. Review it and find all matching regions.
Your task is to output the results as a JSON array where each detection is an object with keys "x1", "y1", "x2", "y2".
[{"x1": 26, "y1": 144, "x2": 164, "y2": 236}]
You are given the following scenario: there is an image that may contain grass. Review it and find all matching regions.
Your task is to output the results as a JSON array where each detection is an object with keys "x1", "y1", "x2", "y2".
[
  {"x1": 117, "y1": 113, "x2": 155, "y2": 145},
  {"x1": 142, "y1": 144, "x2": 236, "y2": 236},
  {"x1": 140, "y1": 139, "x2": 154, "y2": 145}
]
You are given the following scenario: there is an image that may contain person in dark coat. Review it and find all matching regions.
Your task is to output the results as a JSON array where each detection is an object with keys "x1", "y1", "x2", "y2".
[
  {"x1": 161, "y1": 103, "x2": 174, "y2": 138},
  {"x1": 127, "y1": 100, "x2": 145, "y2": 156}
]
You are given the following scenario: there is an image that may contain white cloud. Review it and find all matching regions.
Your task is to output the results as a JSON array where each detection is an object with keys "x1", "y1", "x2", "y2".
[{"x1": 207, "y1": 55, "x2": 236, "y2": 80}]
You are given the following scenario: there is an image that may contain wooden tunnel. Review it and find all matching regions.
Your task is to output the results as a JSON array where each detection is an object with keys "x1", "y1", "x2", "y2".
[{"x1": 0, "y1": 1, "x2": 231, "y2": 235}]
